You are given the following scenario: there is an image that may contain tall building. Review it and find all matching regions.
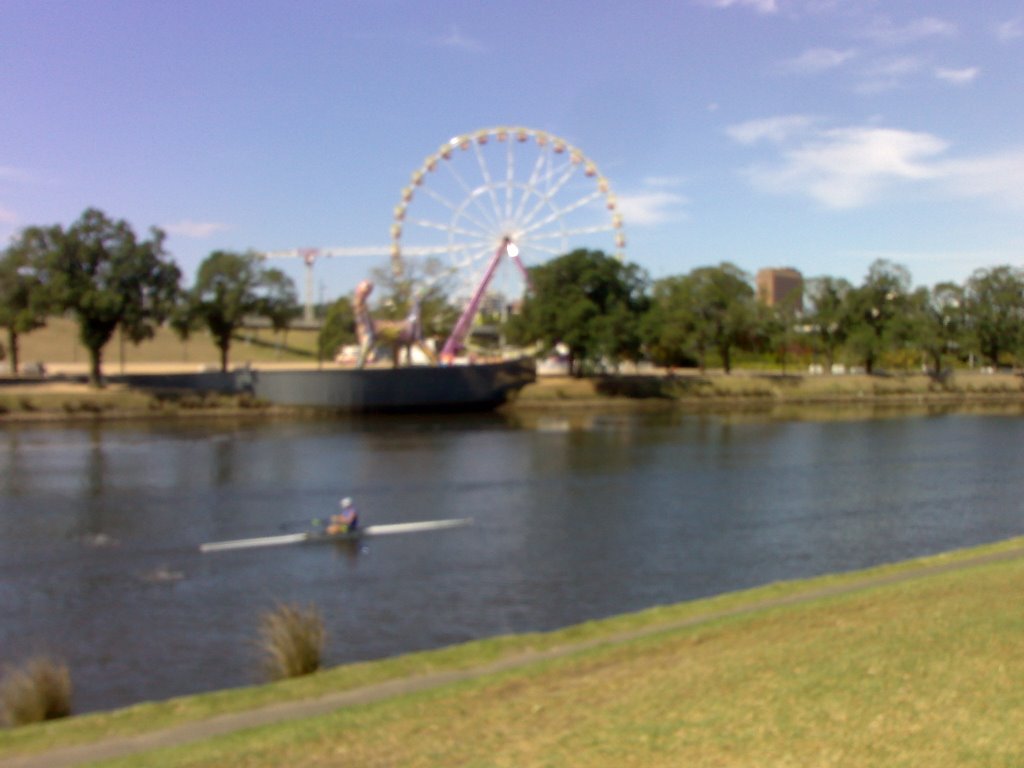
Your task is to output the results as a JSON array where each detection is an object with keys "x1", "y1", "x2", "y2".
[{"x1": 756, "y1": 267, "x2": 804, "y2": 311}]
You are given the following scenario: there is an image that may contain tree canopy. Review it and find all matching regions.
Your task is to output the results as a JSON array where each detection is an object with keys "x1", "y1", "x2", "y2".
[
  {"x1": 646, "y1": 263, "x2": 756, "y2": 373},
  {"x1": 507, "y1": 249, "x2": 648, "y2": 376},
  {"x1": 0, "y1": 227, "x2": 56, "y2": 374},
  {"x1": 964, "y1": 266, "x2": 1024, "y2": 367},
  {"x1": 317, "y1": 296, "x2": 357, "y2": 362},
  {"x1": 188, "y1": 250, "x2": 300, "y2": 372},
  {"x1": 45, "y1": 208, "x2": 181, "y2": 385}
]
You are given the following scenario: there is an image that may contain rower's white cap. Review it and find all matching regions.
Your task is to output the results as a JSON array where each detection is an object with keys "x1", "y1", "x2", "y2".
[{"x1": 340, "y1": 497, "x2": 352, "y2": 508}]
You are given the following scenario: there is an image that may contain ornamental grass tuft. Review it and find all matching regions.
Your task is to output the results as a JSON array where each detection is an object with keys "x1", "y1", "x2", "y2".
[
  {"x1": 1, "y1": 656, "x2": 73, "y2": 727},
  {"x1": 258, "y1": 603, "x2": 326, "y2": 681}
]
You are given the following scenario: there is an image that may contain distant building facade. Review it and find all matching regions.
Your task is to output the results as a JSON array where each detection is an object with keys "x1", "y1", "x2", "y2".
[{"x1": 756, "y1": 267, "x2": 804, "y2": 311}]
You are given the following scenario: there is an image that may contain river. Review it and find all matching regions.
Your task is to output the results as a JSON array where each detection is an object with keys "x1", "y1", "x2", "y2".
[{"x1": 2, "y1": 404, "x2": 1023, "y2": 713}]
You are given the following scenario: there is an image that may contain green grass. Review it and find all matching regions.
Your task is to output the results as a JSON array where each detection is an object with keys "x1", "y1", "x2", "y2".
[
  {"x1": 515, "y1": 370, "x2": 1024, "y2": 406},
  {"x1": 2, "y1": 538, "x2": 1023, "y2": 766},
  {"x1": 9, "y1": 317, "x2": 321, "y2": 371}
]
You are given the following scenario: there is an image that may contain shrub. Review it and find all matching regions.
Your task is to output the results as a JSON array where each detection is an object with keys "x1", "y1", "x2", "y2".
[
  {"x1": 1, "y1": 656, "x2": 73, "y2": 726},
  {"x1": 257, "y1": 603, "x2": 326, "y2": 681}
]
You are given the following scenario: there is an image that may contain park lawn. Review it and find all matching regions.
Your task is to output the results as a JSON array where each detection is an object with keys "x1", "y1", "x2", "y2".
[
  {"x1": 10, "y1": 317, "x2": 320, "y2": 371},
  {"x1": 104, "y1": 554, "x2": 1024, "y2": 768},
  {"x1": 2, "y1": 538, "x2": 1023, "y2": 767}
]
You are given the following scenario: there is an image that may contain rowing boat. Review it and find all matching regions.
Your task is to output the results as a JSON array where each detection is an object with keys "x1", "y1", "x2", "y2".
[{"x1": 199, "y1": 518, "x2": 471, "y2": 553}]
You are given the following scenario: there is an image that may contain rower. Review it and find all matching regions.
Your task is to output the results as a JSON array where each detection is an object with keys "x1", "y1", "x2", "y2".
[{"x1": 327, "y1": 497, "x2": 359, "y2": 535}]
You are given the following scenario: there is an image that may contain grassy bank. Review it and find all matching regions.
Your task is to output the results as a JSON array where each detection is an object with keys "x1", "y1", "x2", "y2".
[
  {"x1": 2, "y1": 539, "x2": 1023, "y2": 766},
  {"x1": 514, "y1": 369, "x2": 1024, "y2": 406},
  {"x1": 2, "y1": 354, "x2": 1023, "y2": 423},
  {"x1": 8, "y1": 317, "x2": 319, "y2": 371}
]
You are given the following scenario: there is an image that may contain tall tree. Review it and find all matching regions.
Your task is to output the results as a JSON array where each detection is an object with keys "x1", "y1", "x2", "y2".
[
  {"x1": 845, "y1": 259, "x2": 912, "y2": 374},
  {"x1": 259, "y1": 267, "x2": 302, "y2": 353},
  {"x1": 964, "y1": 265, "x2": 1024, "y2": 367},
  {"x1": 804, "y1": 276, "x2": 852, "y2": 372},
  {"x1": 507, "y1": 249, "x2": 648, "y2": 376},
  {"x1": 0, "y1": 227, "x2": 56, "y2": 374},
  {"x1": 46, "y1": 208, "x2": 181, "y2": 386},
  {"x1": 648, "y1": 263, "x2": 756, "y2": 373},
  {"x1": 190, "y1": 250, "x2": 300, "y2": 372},
  {"x1": 317, "y1": 296, "x2": 357, "y2": 362},
  {"x1": 899, "y1": 283, "x2": 967, "y2": 373},
  {"x1": 645, "y1": 274, "x2": 709, "y2": 369}
]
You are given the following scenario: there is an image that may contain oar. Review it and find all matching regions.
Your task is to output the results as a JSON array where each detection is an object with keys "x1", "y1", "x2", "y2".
[
  {"x1": 360, "y1": 519, "x2": 471, "y2": 536},
  {"x1": 200, "y1": 532, "x2": 311, "y2": 553}
]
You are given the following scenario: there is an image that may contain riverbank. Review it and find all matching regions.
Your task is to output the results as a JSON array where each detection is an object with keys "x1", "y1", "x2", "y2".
[
  {"x1": 2, "y1": 537, "x2": 1022, "y2": 767},
  {"x1": 513, "y1": 369, "x2": 1024, "y2": 406},
  {"x1": 3, "y1": 369, "x2": 1023, "y2": 423}
]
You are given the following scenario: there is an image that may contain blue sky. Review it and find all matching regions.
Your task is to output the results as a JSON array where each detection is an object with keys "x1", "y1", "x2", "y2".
[{"x1": 3, "y1": 0, "x2": 1023, "y2": 308}]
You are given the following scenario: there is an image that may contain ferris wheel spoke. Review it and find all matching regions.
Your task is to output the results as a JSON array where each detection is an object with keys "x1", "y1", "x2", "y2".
[
  {"x1": 512, "y1": 151, "x2": 551, "y2": 222},
  {"x1": 519, "y1": 241, "x2": 564, "y2": 257},
  {"x1": 420, "y1": 186, "x2": 472, "y2": 221},
  {"x1": 410, "y1": 217, "x2": 492, "y2": 242},
  {"x1": 528, "y1": 224, "x2": 616, "y2": 242},
  {"x1": 451, "y1": 244, "x2": 496, "y2": 275},
  {"x1": 472, "y1": 143, "x2": 505, "y2": 229},
  {"x1": 418, "y1": 186, "x2": 495, "y2": 237},
  {"x1": 415, "y1": 240, "x2": 492, "y2": 258},
  {"x1": 505, "y1": 139, "x2": 516, "y2": 221},
  {"x1": 521, "y1": 190, "x2": 604, "y2": 237},
  {"x1": 537, "y1": 156, "x2": 577, "y2": 195},
  {"x1": 443, "y1": 160, "x2": 502, "y2": 231},
  {"x1": 519, "y1": 163, "x2": 582, "y2": 230}
]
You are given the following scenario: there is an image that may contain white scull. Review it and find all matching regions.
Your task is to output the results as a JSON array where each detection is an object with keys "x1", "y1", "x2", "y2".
[{"x1": 199, "y1": 518, "x2": 471, "y2": 554}]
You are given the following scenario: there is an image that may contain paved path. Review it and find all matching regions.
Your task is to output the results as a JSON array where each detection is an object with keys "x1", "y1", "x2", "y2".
[{"x1": 4, "y1": 544, "x2": 1023, "y2": 768}]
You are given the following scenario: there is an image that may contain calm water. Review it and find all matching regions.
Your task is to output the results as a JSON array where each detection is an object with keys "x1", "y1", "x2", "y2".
[{"x1": 2, "y1": 405, "x2": 1023, "y2": 713}]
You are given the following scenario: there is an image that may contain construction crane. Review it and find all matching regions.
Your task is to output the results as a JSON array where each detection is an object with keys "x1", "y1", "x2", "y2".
[{"x1": 261, "y1": 246, "x2": 437, "y2": 324}]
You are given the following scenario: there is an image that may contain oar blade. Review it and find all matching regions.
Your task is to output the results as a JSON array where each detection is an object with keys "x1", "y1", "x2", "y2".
[
  {"x1": 199, "y1": 532, "x2": 310, "y2": 553},
  {"x1": 362, "y1": 518, "x2": 472, "y2": 537}
]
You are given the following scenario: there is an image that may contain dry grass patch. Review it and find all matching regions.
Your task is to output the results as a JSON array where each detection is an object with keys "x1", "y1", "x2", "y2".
[
  {"x1": 1, "y1": 657, "x2": 72, "y2": 727},
  {"x1": 257, "y1": 603, "x2": 326, "y2": 681}
]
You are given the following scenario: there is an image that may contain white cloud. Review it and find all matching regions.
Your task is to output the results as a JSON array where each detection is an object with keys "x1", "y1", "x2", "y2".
[
  {"x1": 726, "y1": 115, "x2": 817, "y2": 145},
  {"x1": 0, "y1": 205, "x2": 17, "y2": 225},
  {"x1": 704, "y1": 0, "x2": 778, "y2": 14},
  {"x1": 616, "y1": 189, "x2": 689, "y2": 226},
  {"x1": 861, "y1": 16, "x2": 957, "y2": 46},
  {"x1": 731, "y1": 122, "x2": 948, "y2": 208},
  {"x1": 995, "y1": 18, "x2": 1023, "y2": 43},
  {"x1": 163, "y1": 220, "x2": 229, "y2": 238},
  {"x1": 434, "y1": 25, "x2": 484, "y2": 53},
  {"x1": 730, "y1": 117, "x2": 1024, "y2": 212},
  {"x1": 855, "y1": 55, "x2": 924, "y2": 93},
  {"x1": 935, "y1": 66, "x2": 979, "y2": 85},
  {"x1": 782, "y1": 47, "x2": 857, "y2": 73}
]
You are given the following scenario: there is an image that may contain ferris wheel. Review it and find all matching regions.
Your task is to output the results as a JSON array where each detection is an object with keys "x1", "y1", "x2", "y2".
[{"x1": 390, "y1": 126, "x2": 626, "y2": 359}]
